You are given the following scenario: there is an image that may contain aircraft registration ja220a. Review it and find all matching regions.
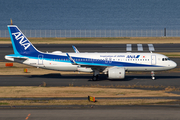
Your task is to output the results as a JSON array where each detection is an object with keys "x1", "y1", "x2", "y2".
[{"x1": 5, "y1": 25, "x2": 177, "y2": 80}]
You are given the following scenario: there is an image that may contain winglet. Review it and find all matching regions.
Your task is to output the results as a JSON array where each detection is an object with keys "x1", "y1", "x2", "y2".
[
  {"x1": 66, "y1": 53, "x2": 78, "y2": 65},
  {"x1": 72, "y1": 45, "x2": 80, "y2": 53}
]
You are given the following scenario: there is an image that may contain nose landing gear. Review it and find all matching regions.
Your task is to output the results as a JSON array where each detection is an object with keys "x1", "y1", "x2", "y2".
[{"x1": 151, "y1": 71, "x2": 155, "y2": 80}]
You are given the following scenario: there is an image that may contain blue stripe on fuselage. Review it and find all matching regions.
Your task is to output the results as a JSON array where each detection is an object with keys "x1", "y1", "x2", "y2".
[{"x1": 7, "y1": 53, "x2": 162, "y2": 67}]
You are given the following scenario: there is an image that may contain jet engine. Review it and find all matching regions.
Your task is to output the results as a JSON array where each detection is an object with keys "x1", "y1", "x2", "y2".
[{"x1": 108, "y1": 67, "x2": 125, "y2": 79}]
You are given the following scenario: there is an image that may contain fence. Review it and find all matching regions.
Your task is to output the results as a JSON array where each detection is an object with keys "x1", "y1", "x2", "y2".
[{"x1": 1, "y1": 29, "x2": 180, "y2": 37}]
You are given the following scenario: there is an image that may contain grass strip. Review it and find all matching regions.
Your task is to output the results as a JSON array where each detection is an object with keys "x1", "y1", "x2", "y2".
[
  {"x1": 1, "y1": 37, "x2": 180, "y2": 44},
  {"x1": 0, "y1": 86, "x2": 179, "y2": 98},
  {"x1": 0, "y1": 99, "x2": 178, "y2": 106}
]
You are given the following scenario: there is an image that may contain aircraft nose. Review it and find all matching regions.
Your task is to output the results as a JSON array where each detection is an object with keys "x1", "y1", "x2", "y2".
[{"x1": 171, "y1": 61, "x2": 177, "y2": 68}]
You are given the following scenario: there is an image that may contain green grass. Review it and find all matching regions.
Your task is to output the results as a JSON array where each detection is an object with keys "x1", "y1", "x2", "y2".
[
  {"x1": 0, "y1": 102, "x2": 9, "y2": 105},
  {"x1": 1, "y1": 37, "x2": 180, "y2": 44},
  {"x1": 0, "y1": 37, "x2": 131, "y2": 42},
  {"x1": 164, "y1": 54, "x2": 180, "y2": 57},
  {"x1": 0, "y1": 38, "x2": 11, "y2": 41}
]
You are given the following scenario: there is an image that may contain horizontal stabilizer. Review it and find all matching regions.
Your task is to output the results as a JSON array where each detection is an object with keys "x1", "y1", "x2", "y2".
[
  {"x1": 12, "y1": 57, "x2": 29, "y2": 60},
  {"x1": 5, "y1": 55, "x2": 29, "y2": 61}
]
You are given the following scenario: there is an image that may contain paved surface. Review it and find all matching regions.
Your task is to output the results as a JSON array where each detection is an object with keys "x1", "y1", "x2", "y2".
[
  {"x1": 0, "y1": 106, "x2": 180, "y2": 120},
  {"x1": 0, "y1": 72, "x2": 180, "y2": 87},
  {"x1": 31, "y1": 43, "x2": 180, "y2": 52}
]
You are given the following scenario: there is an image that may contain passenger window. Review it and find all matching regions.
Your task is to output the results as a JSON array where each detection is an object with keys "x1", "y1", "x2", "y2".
[{"x1": 162, "y1": 58, "x2": 164, "y2": 61}]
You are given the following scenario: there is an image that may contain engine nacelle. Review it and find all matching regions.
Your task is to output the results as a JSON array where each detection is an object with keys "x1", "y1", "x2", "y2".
[{"x1": 108, "y1": 67, "x2": 125, "y2": 79}]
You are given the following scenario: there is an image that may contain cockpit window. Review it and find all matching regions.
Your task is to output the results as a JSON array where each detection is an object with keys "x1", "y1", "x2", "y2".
[{"x1": 162, "y1": 58, "x2": 170, "y2": 61}]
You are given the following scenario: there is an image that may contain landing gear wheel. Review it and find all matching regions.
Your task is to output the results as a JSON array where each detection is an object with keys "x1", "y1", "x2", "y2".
[
  {"x1": 92, "y1": 75, "x2": 98, "y2": 81},
  {"x1": 151, "y1": 71, "x2": 155, "y2": 80},
  {"x1": 92, "y1": 70, "x2": 99, "y2": 81}
]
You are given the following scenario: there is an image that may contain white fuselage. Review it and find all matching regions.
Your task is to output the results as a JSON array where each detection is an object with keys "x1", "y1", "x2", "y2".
[{"x1": 5, "y1": 52, "x2": 177, "y2": 72}]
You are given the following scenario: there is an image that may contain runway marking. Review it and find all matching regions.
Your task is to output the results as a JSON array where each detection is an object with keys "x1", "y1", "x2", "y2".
[
  {"x1": 126, "y1": 44, "x2": 132, "y2": 51},
  {"x1": 137, "y1": 44, "x2": 143, "y2": 51},
  {"x1": 148, "y1": 44, "x2": 155, "y2": 51},
  {"x1": 25, "y1": 114, "x2": 31, "y2": 120},
  {"x1": 126, "y1": 44, "x2": 155, "y2": 51}
]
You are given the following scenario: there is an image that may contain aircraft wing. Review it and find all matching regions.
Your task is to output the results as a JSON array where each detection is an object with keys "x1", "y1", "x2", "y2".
[
  {"x1": 66, "y1": 53, "x2": 78, "y2": 65},
  {"x1": 66, "y1": 53, "x2": 109, "y2": 68},
  {"x1": 72, "y1": 45, "x2": 80, "y2": 53}
]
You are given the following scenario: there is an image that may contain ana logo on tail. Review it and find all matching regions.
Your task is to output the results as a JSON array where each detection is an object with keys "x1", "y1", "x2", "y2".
[{"x1": 12, "y1": 32, "x2": 30, "y2": 50}]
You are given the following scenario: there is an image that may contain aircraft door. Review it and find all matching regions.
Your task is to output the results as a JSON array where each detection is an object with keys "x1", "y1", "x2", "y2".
[
  {"x1": 104, "y1": 57, "x2": 112, "y2": 64},
  {"x1": 109, "y1": 58, "x2": 112, "y2": 63},
  {"x1": 151, "y1": 55, "x2": 156, "y2": 65},
  {"x1": 38, "y1": 55, "x2": 43, "y2": 65},
  {"x1": 105, "y1": 58, "x2": 108, "y2": 63}
]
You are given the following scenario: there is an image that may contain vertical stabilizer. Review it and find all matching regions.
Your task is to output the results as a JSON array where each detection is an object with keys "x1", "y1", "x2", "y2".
[{"x1": 7, "y1": 25, "x2": 40, "y2": 55}]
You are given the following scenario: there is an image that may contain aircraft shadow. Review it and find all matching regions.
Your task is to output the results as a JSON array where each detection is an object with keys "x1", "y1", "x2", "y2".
[
  {"x1": 28, "y1": 73, "x2": 180, "y2": 82},
  {"x1": 29, "y1": 73, "x2": 92, "y2": 79}
]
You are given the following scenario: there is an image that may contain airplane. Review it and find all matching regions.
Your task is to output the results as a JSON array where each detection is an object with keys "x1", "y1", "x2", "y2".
[{"x1": 5, "y1": 25, "x2": 177, "y2": 81}]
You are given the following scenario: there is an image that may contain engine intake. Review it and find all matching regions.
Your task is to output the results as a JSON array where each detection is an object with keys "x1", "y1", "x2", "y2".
[{"x1": 108, "y1": 67, "x2": 125, "y2": 79}]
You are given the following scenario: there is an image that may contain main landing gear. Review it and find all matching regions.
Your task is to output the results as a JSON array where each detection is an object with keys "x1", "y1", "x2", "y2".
[
  {"x1": 151, "y1": 71, "x2": 155, "y2": 80},
  {"x1": 92, "y1": 70, "x2": 99, "y2": 81},
  {"x1": 92, "y1": 75, "x2": 99, "y2": 81}
]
